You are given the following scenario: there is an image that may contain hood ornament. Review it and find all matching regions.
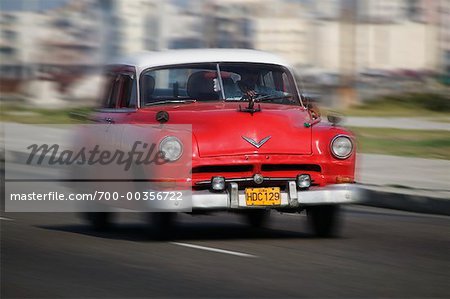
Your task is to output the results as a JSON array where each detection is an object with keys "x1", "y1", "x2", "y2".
[
  {"x1": 242, "y1": 136, "x2": 271, "y2": 148},
  {"x1": 156, "y1": 111, "x2": 169, "y2": 123},
  {"x1": 238, "y1": 102, "x2": 261, "y2": 115}
]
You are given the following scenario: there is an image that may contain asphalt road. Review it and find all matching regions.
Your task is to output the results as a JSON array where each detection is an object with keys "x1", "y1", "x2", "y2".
[{"x1": 1, "y1": 206, "x2": 450, "y2": 298}]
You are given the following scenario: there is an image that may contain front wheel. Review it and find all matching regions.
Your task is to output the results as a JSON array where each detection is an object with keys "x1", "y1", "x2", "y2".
[
  {"x1": 148, "y1": 212, "x2": 177, "y2": 240},
  {"x1": 307, "y1": 205, "x2": 341, "y2": 237}
]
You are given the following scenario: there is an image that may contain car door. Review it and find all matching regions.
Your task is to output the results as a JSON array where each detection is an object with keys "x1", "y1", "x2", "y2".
[{"x1": 94, "y1": 65, "x2": 138, "y2": 147}]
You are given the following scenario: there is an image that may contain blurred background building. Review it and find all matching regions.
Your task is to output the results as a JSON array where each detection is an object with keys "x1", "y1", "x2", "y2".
[{"x1": 0, "y1": 0, "x2": 449, "y2": 107}]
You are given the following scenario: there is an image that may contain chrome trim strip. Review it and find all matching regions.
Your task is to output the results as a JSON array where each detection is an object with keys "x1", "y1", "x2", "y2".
[
  {"x1": 216, "y1": 63, "x2": 226, "y2": 100},
  {"x1": 229, "y1": 182, "x2": 239, "y2": 208},
  {"x1": 242, "y1": 136, "x2": 271, "y2": 149},
  {"x1": 189, "y1": 184, "x2": 359, "y2": 210},
  {"x1": 288, "y1": 181, "x2": 298, "y2": 206},
  {"x1": 94, "y1": 108, "x2": 138, "y2": 113},
  {"x1": 195, "y1": 177, "x2": 295, "y2": 185},
  {"x1": 297, "y1": 184, "x2": 359, "y2": 205},
  {"x1": 192, "y1": 191, "x2": 229, "y2": 209}
]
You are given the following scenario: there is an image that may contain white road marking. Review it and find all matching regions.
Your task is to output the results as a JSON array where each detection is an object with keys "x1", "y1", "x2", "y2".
[
  {"x1": 170, "y1": 242, "x2": 257, "y2": 258},
  {"x1": 0, "y1": 217, "x2": 14, "y2": 221}
]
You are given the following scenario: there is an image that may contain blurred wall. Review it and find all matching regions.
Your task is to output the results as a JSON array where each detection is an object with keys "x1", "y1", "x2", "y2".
[{"x1": 1, "y1": 0, "x2": 449, "y2": 108}]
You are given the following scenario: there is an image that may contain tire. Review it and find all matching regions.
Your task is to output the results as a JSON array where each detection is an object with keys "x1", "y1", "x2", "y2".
[
  {"x1": 83, "y1": 212, "x2": 113, "y2": 231},
  {"x1": 307, "y1": 205, "x2": 340, "y2": 237},
  {"x1": 244, "y1": 210, "x2": 270, "y2": 228},
  {"x1": 149, "y1": 212, "x2": 177, "y2": 240}
]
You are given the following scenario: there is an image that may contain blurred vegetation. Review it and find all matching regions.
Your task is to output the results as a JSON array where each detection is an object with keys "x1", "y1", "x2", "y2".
[
  {"x1": 342, "y1": 92, "x2": 450, "y2": 117},
  {"x1": 0, "y1": 104, "x2": 91, "y2": 124},
  {"x1": 350, "y1": 127, "x2": 450, "y2": 160}
]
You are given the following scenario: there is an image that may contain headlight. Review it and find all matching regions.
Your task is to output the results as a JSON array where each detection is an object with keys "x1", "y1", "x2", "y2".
[
  {"x1": 330, "y1": 135, "x2": 353, "y2": 159},
  {"x1": 159, "y1": 136, "x2": 183, "y2": 161}
]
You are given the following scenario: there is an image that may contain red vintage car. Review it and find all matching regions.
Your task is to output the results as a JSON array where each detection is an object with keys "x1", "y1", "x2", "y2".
[{"x1": 83, "y1": 49, "x2": 358, "y2": 237}]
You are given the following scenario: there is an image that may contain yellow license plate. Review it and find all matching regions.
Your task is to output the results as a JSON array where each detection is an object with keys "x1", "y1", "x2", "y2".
[{"x1": 245, "y1": 187, "x2": 281, "y2": 206}]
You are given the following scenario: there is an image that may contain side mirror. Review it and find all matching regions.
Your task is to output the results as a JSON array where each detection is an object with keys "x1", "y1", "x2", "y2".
[
  {"x1": 306, "y1": 101, "x2": 321, "y2": 121},
  {"x1": 327, "y1": 112, "x2": 344, "y2": 126}
]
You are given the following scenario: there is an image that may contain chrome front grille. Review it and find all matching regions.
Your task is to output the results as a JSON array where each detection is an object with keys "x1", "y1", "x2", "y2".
[
  {"x1": 192, "y1": 163, "x2": 322, "y2": 190},
  {"x1": 261, "y1": 164, "x2": 321, "y2": 173},
  {"x1": 192, "y1": 164, "x2": 253, "y2": 174}
]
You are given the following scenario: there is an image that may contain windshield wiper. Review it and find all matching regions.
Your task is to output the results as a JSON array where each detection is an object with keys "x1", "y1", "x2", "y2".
[
  {"x1": 144, "y1": 99, "x2": 197, "y2": 106},
  {"x1": 225, "y1": 94, "x2": 296, "y2": 104},
  {"x1": 257, "y1": 95, "x2": 294, "y2": 102},
  {"x1": 225, "y1": 93, "x2": 270, "y2": 102}
]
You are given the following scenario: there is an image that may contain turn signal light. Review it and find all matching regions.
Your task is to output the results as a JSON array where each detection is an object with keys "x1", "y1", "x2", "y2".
[
  {"x1": 211, "y1": 176, "x2": 226, "y2": 191},
  {"x1": 336, "y1": 176, "x2": 353, "y2": 184},
  {"x1": 297, "y1": 174, "x2": 311, "y2": 189}
]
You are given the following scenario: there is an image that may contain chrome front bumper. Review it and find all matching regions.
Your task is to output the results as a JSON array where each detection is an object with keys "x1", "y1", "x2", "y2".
[{"x1": 191, "y1": 183, "x2": 360, "y2": 210}]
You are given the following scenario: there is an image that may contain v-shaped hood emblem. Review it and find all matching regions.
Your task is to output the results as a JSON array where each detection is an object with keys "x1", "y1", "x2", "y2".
[{"x1": 242, "y1": 136, "x2": 272, "y2": 148}]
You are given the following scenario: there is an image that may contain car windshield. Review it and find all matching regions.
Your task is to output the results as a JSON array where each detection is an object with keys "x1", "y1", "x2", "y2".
[{"x1": 140, "y1": 63, "x2": 301, "y2": 106}]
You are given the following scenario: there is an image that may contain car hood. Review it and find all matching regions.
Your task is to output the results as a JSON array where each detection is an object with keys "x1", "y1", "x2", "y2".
[{"x1": 146, "y1": 102, "x2": 312, "y2": 157}]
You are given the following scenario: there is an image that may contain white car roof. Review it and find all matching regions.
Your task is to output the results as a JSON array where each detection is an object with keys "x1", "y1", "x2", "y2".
[{"x1": 114, "y1": 49, "x2": 292, "y2": 73}]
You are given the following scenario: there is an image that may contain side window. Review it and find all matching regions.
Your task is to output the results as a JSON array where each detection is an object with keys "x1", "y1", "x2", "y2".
[
  {"x1": 100, "y1": 73, "x2": 117, "y2": 108},
  {"x1": 100, "y1": 70, "x2": 137, "y2": 109},
  {"x1": 117, "y1": 74, "x2": 137, "y2": 108},
  {"x1": 282, "y1": 73, "x2": 292, "y2": 93}
]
